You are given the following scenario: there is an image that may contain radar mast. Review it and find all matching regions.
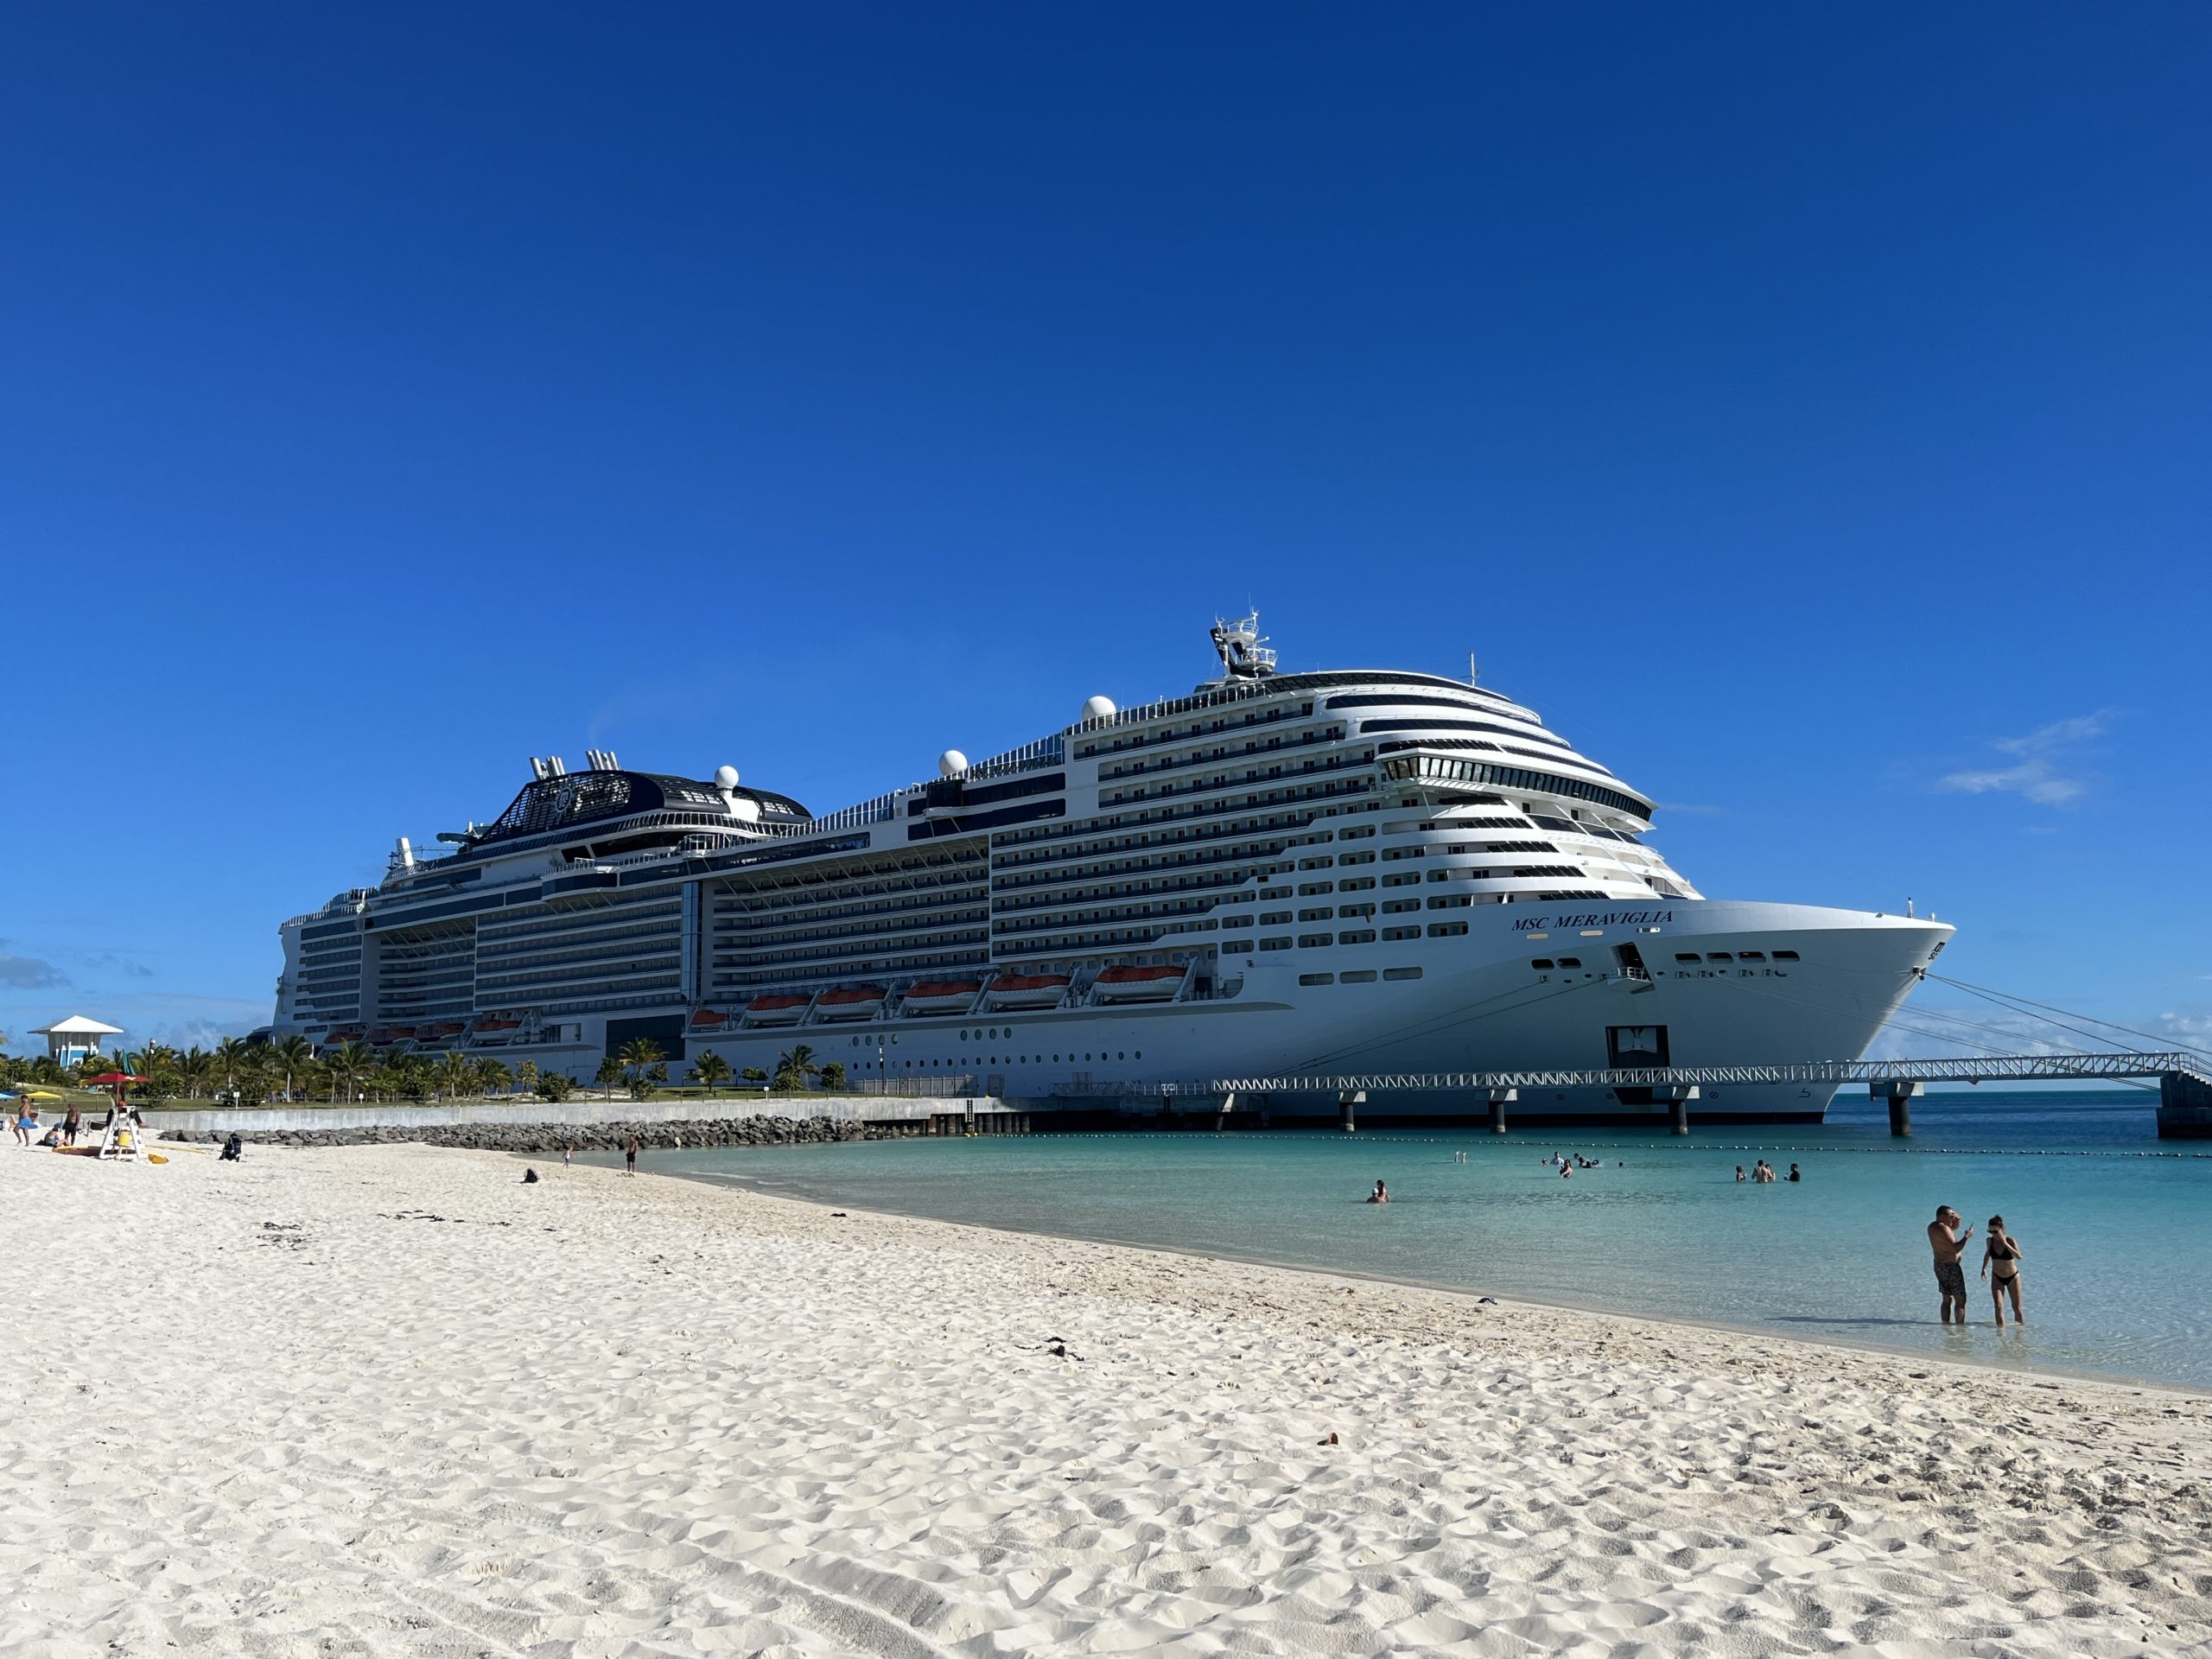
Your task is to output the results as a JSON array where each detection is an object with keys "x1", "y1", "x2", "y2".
[{"x1": 1209, "y1": 610, "x2": 1277, "y2": 681}]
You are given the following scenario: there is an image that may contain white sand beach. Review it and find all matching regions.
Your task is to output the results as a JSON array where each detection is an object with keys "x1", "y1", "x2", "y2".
[{"x1": 7, "y1": 1144, "x2": 2212, "y2": 1657}]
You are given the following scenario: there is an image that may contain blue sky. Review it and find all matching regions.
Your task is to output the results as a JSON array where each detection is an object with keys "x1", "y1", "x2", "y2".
[{"x1": 2, "y1": 6, "x2": 2206, "y2": 1057}]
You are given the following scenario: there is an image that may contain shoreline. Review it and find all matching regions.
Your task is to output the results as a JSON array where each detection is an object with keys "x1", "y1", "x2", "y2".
[
  {"x1": 607, "y1": 1150, "x2": 2212, "y2": 1400},
  {"x1": 12, "y1": 1141, "x2": 2212, "y2": 1655}
]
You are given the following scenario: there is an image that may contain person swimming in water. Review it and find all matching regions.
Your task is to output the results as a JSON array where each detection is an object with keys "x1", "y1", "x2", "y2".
[{"x1": 1367, "y1": 1179, "x2": 1389, "y2": 1204}]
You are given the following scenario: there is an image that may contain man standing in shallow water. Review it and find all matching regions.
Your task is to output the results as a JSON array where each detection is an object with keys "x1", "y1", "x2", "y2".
[{"x1": 1928, "y1": 1205, "x2": 1974, "y2": 1324}]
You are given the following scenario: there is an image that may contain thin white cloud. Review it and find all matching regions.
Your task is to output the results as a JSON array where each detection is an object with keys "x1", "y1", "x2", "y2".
[{"x1": 1937, "y1": 711, "x2": 2113, "y2": 807}]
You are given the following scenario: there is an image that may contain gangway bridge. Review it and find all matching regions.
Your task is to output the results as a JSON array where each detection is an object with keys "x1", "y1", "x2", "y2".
[{"x1": 1181, "y1": 1052, "x2": 2212, "y2": 1138}]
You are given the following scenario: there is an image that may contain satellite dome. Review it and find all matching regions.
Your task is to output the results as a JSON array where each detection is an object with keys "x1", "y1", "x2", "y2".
[
  {"x1": 1082, "y1": 695, "x2": 1117, "y2": 721},
  {"x1": 714, "y1": 764, "x2": 740, "y2": 789},
  {"x1": 938, "y1": 749, "x2": 969, "y2": 779}
]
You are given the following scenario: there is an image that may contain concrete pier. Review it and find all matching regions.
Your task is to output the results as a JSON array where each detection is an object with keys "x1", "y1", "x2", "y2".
[
  {"x1": 2158, "y1": 1072, "x2": 2212, "y2": 1138},
  {"x1": 1657, "y1": 1084, "x2": 1699, "y2": 1135},
  {"x1": 1338, "y1": 1090, "x2": 1363, "y2": 1133}
]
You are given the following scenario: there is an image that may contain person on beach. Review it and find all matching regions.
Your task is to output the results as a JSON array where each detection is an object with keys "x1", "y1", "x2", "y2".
[
  {"x1": 11, "y1": 1106, "x2": 32, "y2": 1147},
  {"x1": 1367, "y1": 1179, "x2": 1389, "y2": 1204},
  {"x1": 219, "y1": 1133, "x2": 243, "y2": 1162},
  {"x1": 62, "y1": 1104, "x2": 81, "y2": 1147},
  {"x1": 1982, "y1": 1215, "x2": 2025, "y2": 1325},
  {"x1": 1929, "y1": 1205, "x2": 1974, "y2": 1324},
  {"x1": 563, "y1": 1146, "x2": 572, "y2": 1168},
  {"x1": 625, "y1": 1135, "x2": 639, "y2": 1176}
]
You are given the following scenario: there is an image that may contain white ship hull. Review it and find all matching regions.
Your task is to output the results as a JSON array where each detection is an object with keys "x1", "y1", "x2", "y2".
[{"x1": 679, "y1": 900, "x2": 1948, "y2": 1123}]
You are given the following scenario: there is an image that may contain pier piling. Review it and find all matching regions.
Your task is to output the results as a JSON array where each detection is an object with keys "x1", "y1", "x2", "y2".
[
  {"x1": 1338, "y1": 1089, "x2": 1363, "y2": 1133},
  {"x1": 1656, "y1": 1084, "x2": 1699, "y2": 1135},
  {"x1": 1872, "y1": 1079, "x2": 1923, "y2": 1136},
  {"x1": 1488, "y1": 1087, "x2": 1516, "y2": 1134}
]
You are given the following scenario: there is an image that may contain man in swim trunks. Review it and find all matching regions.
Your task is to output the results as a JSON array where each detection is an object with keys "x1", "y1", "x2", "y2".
[{"x1": 1928, "y1": 1205, "x2": 1974, "y2": 1324}]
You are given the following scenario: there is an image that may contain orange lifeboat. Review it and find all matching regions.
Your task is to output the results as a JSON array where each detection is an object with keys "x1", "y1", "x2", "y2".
[
  {"x1": 1091, "y1": 964, "x2": 1185, "y2": 1002},
  {"x1": 816, "y1": 985, "x2": 887, "y2": 1020},
  {"x1": 743, "y1": 994, "x2": 811, "y2": 1027},
  {"x1": 982, "y1": 972, "x2": 1071, "y2": 1011},
  {"x1": 473, "y1": 1017, "x2": 521, "y2": 1033},
  {"x1": 902, "y1": 979, "x2": 983, "y2": 1016},
  {"x1": 689, "y1": 1008, "x2": 730, "y2": 1029}
]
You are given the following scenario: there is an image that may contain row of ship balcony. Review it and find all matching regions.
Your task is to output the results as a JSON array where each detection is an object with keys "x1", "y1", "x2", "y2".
[
  {"x1": 1097, "y1": 748, "x2": 1370, "y2": 810},
  {"x1": 990, "y1": 774, "x2": 1376, "y2": 859},
  {"x1": 1093, "y1": 724, "x2": 1344, "y2": 784},
  {"x1": 690, "y1": 960, "x2": 1223, "y2": 1034}
]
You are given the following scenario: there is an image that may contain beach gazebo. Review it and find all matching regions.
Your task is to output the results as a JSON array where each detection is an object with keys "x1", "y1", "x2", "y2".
[{"x1": 29, "y1": 1014, "x2": 124, "y2": 1067}]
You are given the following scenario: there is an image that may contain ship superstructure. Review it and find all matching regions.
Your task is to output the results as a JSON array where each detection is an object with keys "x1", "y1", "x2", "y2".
[{"x1": 274, "y1": 615, "x2": 1951, "y2": 1123}]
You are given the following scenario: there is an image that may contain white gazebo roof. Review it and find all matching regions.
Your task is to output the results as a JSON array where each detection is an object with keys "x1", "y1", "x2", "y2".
[{"x1": 30, "y1": 1014, "x2": 125, "y2": 1036}]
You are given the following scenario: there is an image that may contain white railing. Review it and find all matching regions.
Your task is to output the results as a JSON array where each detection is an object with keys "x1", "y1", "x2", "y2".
[{"x1": 1206, "y1": 1052, "x2": 2212, "y2": 1093}]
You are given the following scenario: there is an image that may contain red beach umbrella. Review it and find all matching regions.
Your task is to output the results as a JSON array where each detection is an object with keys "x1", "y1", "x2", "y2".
[{"x1": 89, "y1": 1072, "x2": 148, "y2": 1085}]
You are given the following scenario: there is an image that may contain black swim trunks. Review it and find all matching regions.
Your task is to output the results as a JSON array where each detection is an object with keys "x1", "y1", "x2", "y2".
[{"x1": 1933, "y1": 1260, "x2": 1967, "y2": 1300}]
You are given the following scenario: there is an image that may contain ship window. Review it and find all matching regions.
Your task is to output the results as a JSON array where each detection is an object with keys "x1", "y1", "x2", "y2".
[
  {"x1": 1339, "y1": 826, "x2": 1375, "y2": 839},
  {"x1": 1219, "y1": 938, "x2": 1254, "y2": 952},
  {"x1": 1530, "y1": 958, "x2": 1554, "y2": 970},
  {"x1": 1298, "y1": 907, "x2": 1332, "y2": 923},
  {"x1": 1382, "y1": 926, "x2": 1420, "y2": 942},
  {"x1": 1298, "y1": 881, "x2": 1333, "y2": 896},
  {"x1": 1383, "y1": 965, "x2": 1423, "y2": 980},
  {"x1": 1707, "y1": 951, "x2": 1732, "y2": 963},
  {"x1": 1340, "y1": 969, "x2": 1377, "y2": 982},
  {"x1": 1738, "y1": 950, "x2": 1765, "y2": 962},
  {"x1": 1300, "y1": 972, "x2": 1335, "y2": 986},
  {"x1": 1773, "y1": 950, "x2": 1799, "y2": 961},
  {"x1": 1674, "y1": 953, "x2": 1700, "y2": 963},
  {"x1": 1299, "y1": 933, "x2": 1332, "y2": 948},
  {"x1": 1338, "y1": 929, "x2": 1376, "y2": 944},
  {"x1": 1555, "y1": 957, "x2": 1581, "y2": 968},
  {"x1": 1260, "y1": 912, "x2": 1292, "y2": 925},
  {"x1": 1427, "y1": 921, "x2": 1468, "y2": 937},
  {"x1": 1260, "y1": 937, "x2": 1292, "y2": 950}
]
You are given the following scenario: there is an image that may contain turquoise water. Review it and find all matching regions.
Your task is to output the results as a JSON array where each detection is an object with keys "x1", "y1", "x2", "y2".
[{"x1": 601, "y1": 1090, "x2": 2212, "y2": 1389}]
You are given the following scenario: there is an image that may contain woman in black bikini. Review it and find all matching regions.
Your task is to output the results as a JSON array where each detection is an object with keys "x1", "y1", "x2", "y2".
[{"x1": 1981, "y1": 1214, "x2": 2025, "y2": 1325}]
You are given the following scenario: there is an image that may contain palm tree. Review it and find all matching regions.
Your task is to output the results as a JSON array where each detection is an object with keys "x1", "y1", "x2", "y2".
[
  {"x1": 594, "y1": 1056, "x2": 624, "y2": 1101},
  {"x1": 474, "y1": 1058, "x2": 512, "y2": 1096},
  {"x1": 274, "y1": 1035, "x2": 314, "y2": 1102},
  {"x1": 617, "y1": 1038, "x2": 664, "y2": 1091},
  {"x1": 690, "y1": 1052, "x2": 732, "y2": 1096},
  {"x1": 818, "y1": 1059, "x2": 847, "y2": 1091},
  {"x1": 214, "y1": 1036, "x2": 251, "y2": 1100},
  {"x1": 437, "y1": 1049, "x2": 477, "y2": 1101},
  {"x1": 517, "y1": 1058, "x2": 539, "y2": 1095},
  {"x1": 171, "y1": 1047, "x2": 208, "y2": 1099},
  {"x1": 772, "y1": 1044, "x2": 819, "y2": 1092},
  {"x1": 326, "y1": 1041, "x2": 371, "y2": 1103}
]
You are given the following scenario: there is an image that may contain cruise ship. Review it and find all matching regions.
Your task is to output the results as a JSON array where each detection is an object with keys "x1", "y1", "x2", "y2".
[{"x1": 270, "y1": 615, "x2": 1952, "y2": 1125}]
